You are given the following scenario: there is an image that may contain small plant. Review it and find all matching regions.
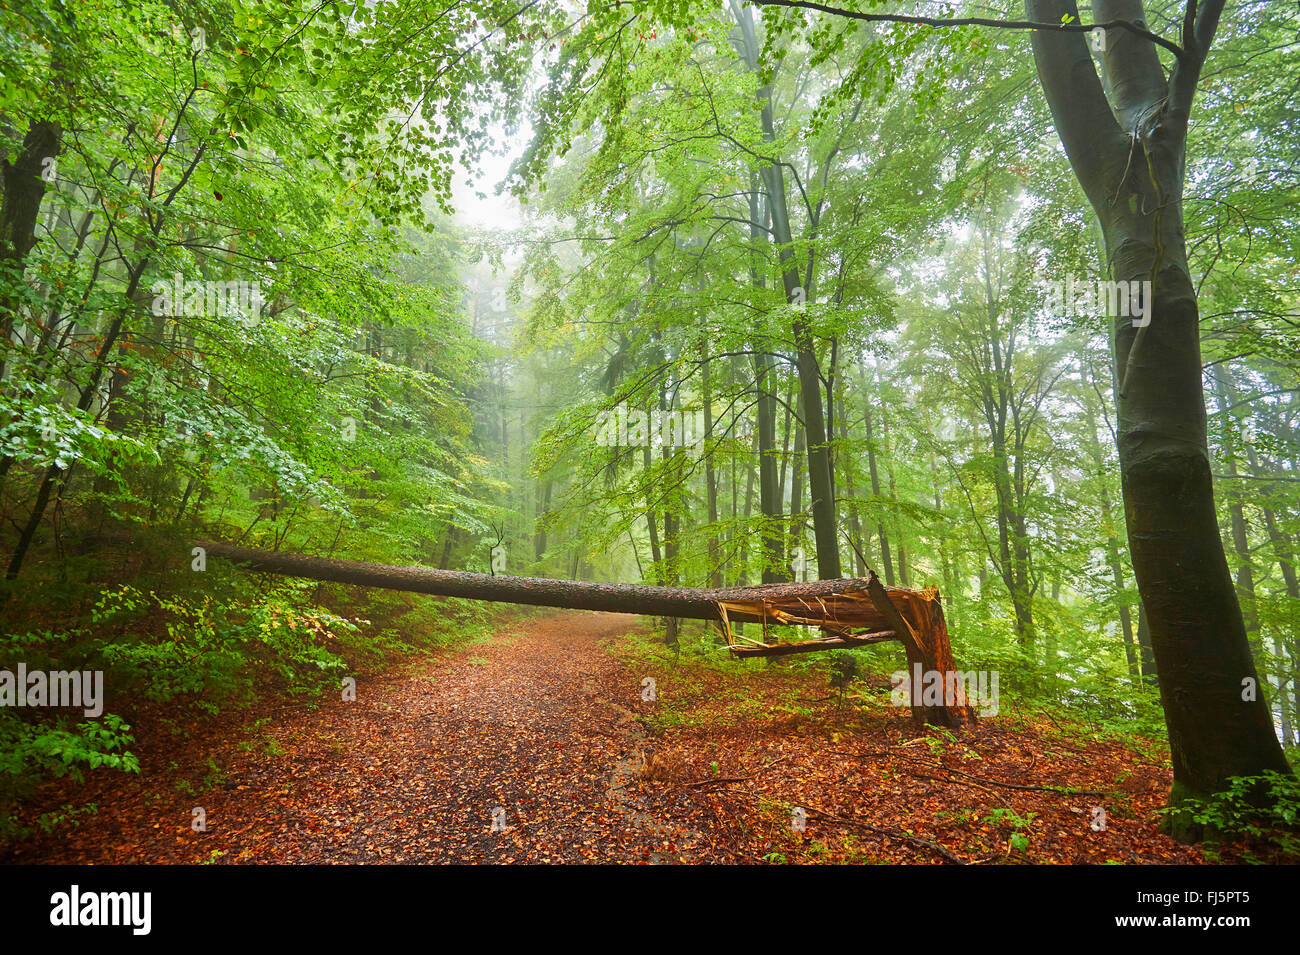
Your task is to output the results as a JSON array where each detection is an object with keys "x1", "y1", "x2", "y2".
[
  {"x1": 0, "y1": 711, "x2": 137, "y2": 843},
  {"x1": 35, "y1": 802, "x2": 99, "y2": 835},
  {"x1": 925, "y1": 728, "x2": 959, "y2": 757},
  {"x1": 201, "y1": 756, "x2": 230, "y2": 792},
  {"x1": 1158, "y1": 771, "x2": 1300, "y2": 854},
  {"x1": 828, "y1": 652, "x2": 859, "y2": 708},
  {"x1": 984, "y1": 806, "x2": 1036, "y2": 829},
  {"x1": 936, "y1": 808, "x2": 976, "y2": 825},
  {"x1": 984, "y1": 807, "x2": 1036, "y2": 854}
]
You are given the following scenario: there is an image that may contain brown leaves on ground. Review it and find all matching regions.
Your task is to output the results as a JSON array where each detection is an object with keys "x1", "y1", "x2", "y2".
[
  {"x1": 0, "y1": 611, "x2": 1245, "y2": 864},
  {"x1": 609, "y1": 628, "x2": 1226, "y2": 865}
]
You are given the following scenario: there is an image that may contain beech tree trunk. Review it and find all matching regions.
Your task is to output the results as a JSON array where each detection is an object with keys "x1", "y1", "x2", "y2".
[
  {"x1": 747, "y1": 179, "x2": 785, "y2": 585},
  {"x1": 736, "y1": 3, "x2": 841, "y2": 580},
  {"x1": 0, "y1": 119, "x2": 62, "y2": 378},
  {"x1": 860, "y1": 370, "x2": 895, "y2": 587},
  {"x1": 1027, "y1": 0, "x2": 1291, "y2": 837}
]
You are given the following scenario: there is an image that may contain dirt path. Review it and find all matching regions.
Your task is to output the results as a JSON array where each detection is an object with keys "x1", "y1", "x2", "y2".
[
  {"x1": 10, "y1": 611, "x2": 728, "y2": 865},
  {"x1": 7, "y1": 609, "x2": 1223, "y2": 866}
]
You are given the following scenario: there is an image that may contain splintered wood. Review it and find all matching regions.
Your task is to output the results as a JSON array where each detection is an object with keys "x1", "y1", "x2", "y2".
[
  {"x1": 717, "y1": 574, "x2": 978, "y2": 729},
  {"x1": 716, "y1": 576, "x2": 929, "y2": 653}
]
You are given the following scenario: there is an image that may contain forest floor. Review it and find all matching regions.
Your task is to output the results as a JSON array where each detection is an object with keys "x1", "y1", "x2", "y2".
[{"x1": 0, "y1": 610, "x2": 1251, "y2": 864}]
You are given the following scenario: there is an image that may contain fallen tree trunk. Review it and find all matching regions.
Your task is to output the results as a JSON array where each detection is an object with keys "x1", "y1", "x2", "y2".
[
  {"x1": 197, "y1": 540, "x2": 977, "y2": 728},
  {"x1": 196, "y1": 540, "x2": 893, "y2": 622}
]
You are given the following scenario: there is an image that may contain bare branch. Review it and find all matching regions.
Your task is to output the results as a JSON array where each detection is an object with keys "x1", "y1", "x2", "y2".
[{"x1": 744, "y1": 0, "x2": 1187, "y2": 58}]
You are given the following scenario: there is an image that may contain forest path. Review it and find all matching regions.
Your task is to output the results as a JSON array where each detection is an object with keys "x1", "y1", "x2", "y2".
[
  {"x1": 5, "y1": 610, "x2": 1220, "y2": 865},
  {"x1": 12, "y1": 611, "x2": 722, "y2": 864}
]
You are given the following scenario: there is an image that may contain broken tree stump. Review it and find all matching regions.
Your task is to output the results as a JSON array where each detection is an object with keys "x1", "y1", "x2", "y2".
[{"x1": 865, "y1": 572, "x2": 978, "y2": 730}]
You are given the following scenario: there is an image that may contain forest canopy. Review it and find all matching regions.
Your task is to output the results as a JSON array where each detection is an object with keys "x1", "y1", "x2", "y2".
[{"x1": 0, "y1": 0, "x2": 1296, "y2": 864}]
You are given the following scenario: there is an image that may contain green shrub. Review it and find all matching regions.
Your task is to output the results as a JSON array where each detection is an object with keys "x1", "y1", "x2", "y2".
[
  {"x1": 1159, "y1": 771, "x2": 1300, "y2": 855},
  {"x1": 0, "y1": 710, "x2": 137, "y2": 841}
]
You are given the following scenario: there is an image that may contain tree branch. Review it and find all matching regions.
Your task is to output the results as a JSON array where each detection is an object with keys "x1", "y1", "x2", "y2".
[{"x1": 745, "y1": 0, "x2": 1187, "y2": 58}]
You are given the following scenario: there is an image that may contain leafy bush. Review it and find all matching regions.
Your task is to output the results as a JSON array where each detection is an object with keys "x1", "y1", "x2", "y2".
[
  {"x1": 92, "y1": 584, "x2": 358, "y2": 709},
  {"x1": 1159, "y1": 771, "x2": 1300, "y2": 854},
  {"x1": 0, "y1": 711, "x2": 137, "y2": 841}
]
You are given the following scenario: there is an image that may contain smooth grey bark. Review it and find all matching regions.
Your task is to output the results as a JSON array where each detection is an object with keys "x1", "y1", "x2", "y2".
[
  {"x1": 1026, "y1": 0, "x2": 1291, "y2": 835},
  {"x1": 642, "y1": 441, "x2": 663, "y2": 581},
  {"x1": 702, "y1": 349, "x2": 723, "y2": 587},
  {"x1": 841, "y1": 381, "x2": 867, "y2": 577},
  {"x1": 534, "y1": 480, "x2": 552, "y2": 562},
  {"x1": 929, "y1": 455, "x2": 959, "y2": 629},
  {"x1": 860, "y1": 365, "x2": 894, "y2": 587},
  {"x1": 746, "y1": 174, "x2": 786, "y2": 584},
  {"x1": 789, "y1": 416, "x2": 805, "y2": 576},
  {"x1": 881, "y1": 410, "x2": 909, "y2": 588}
]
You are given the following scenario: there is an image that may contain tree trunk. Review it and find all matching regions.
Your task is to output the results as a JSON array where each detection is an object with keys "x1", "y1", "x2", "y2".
[
  {"x1": 746, "y1": 174, "x2": 785, "y2": 585},
  {"x1": 1135, "y1": 602, "x2": 1157, "y2": 684},
  {"x1": 754, "y1": 350, "x2": 783, "y2": 583},
  {"x1": 643, "y1": 440, "x2": 663, "y2": 579},
  {"x1": 841, "y1": 384, "x2": 867, "y2": 577},
  {"x1": 702, "y1": 350, "x2": 722, "y2": 587},
  {"x1": 789, "y1": 417, "x2": 805, "y2": 576},
  {"x1": 1027, "y1": 0, "x2": 1291, "y2": 837},
  {"x1": 533, "y1": 480, "x2": 552, "y2": 562},
  {"x1": 200, "y1": 539, "x2": 910, "y2": 622},
  {"x1": 736, "y1": 3, "x2": 840, "y2": 579},
  {"x1": 929, "y1": 456, "x2": 959, "y2": 630},
  {"x1": 883, "y1": 425, "x2": 909, "y2": 587},
  {"x1": 661, "y1": 391, "x2": 683, "y2": 649},
  {"x1": 0, "y1": 118, "x2": 62, "y2": 370}
]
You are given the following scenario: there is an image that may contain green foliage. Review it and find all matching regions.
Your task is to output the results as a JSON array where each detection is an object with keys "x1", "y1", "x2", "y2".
[
  {"x1": 984, "y1": 807, "x2": 1036, "y2": 854},
  {"x1": 1160, "y1": 772, "x2": 1300, "y2": 855},
  {"x1": 0, "y1": 711, "x2": 137, "y2": 841},
  {"x1": 92, "y1": 584, "x2": 355, "y2": 707}
]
